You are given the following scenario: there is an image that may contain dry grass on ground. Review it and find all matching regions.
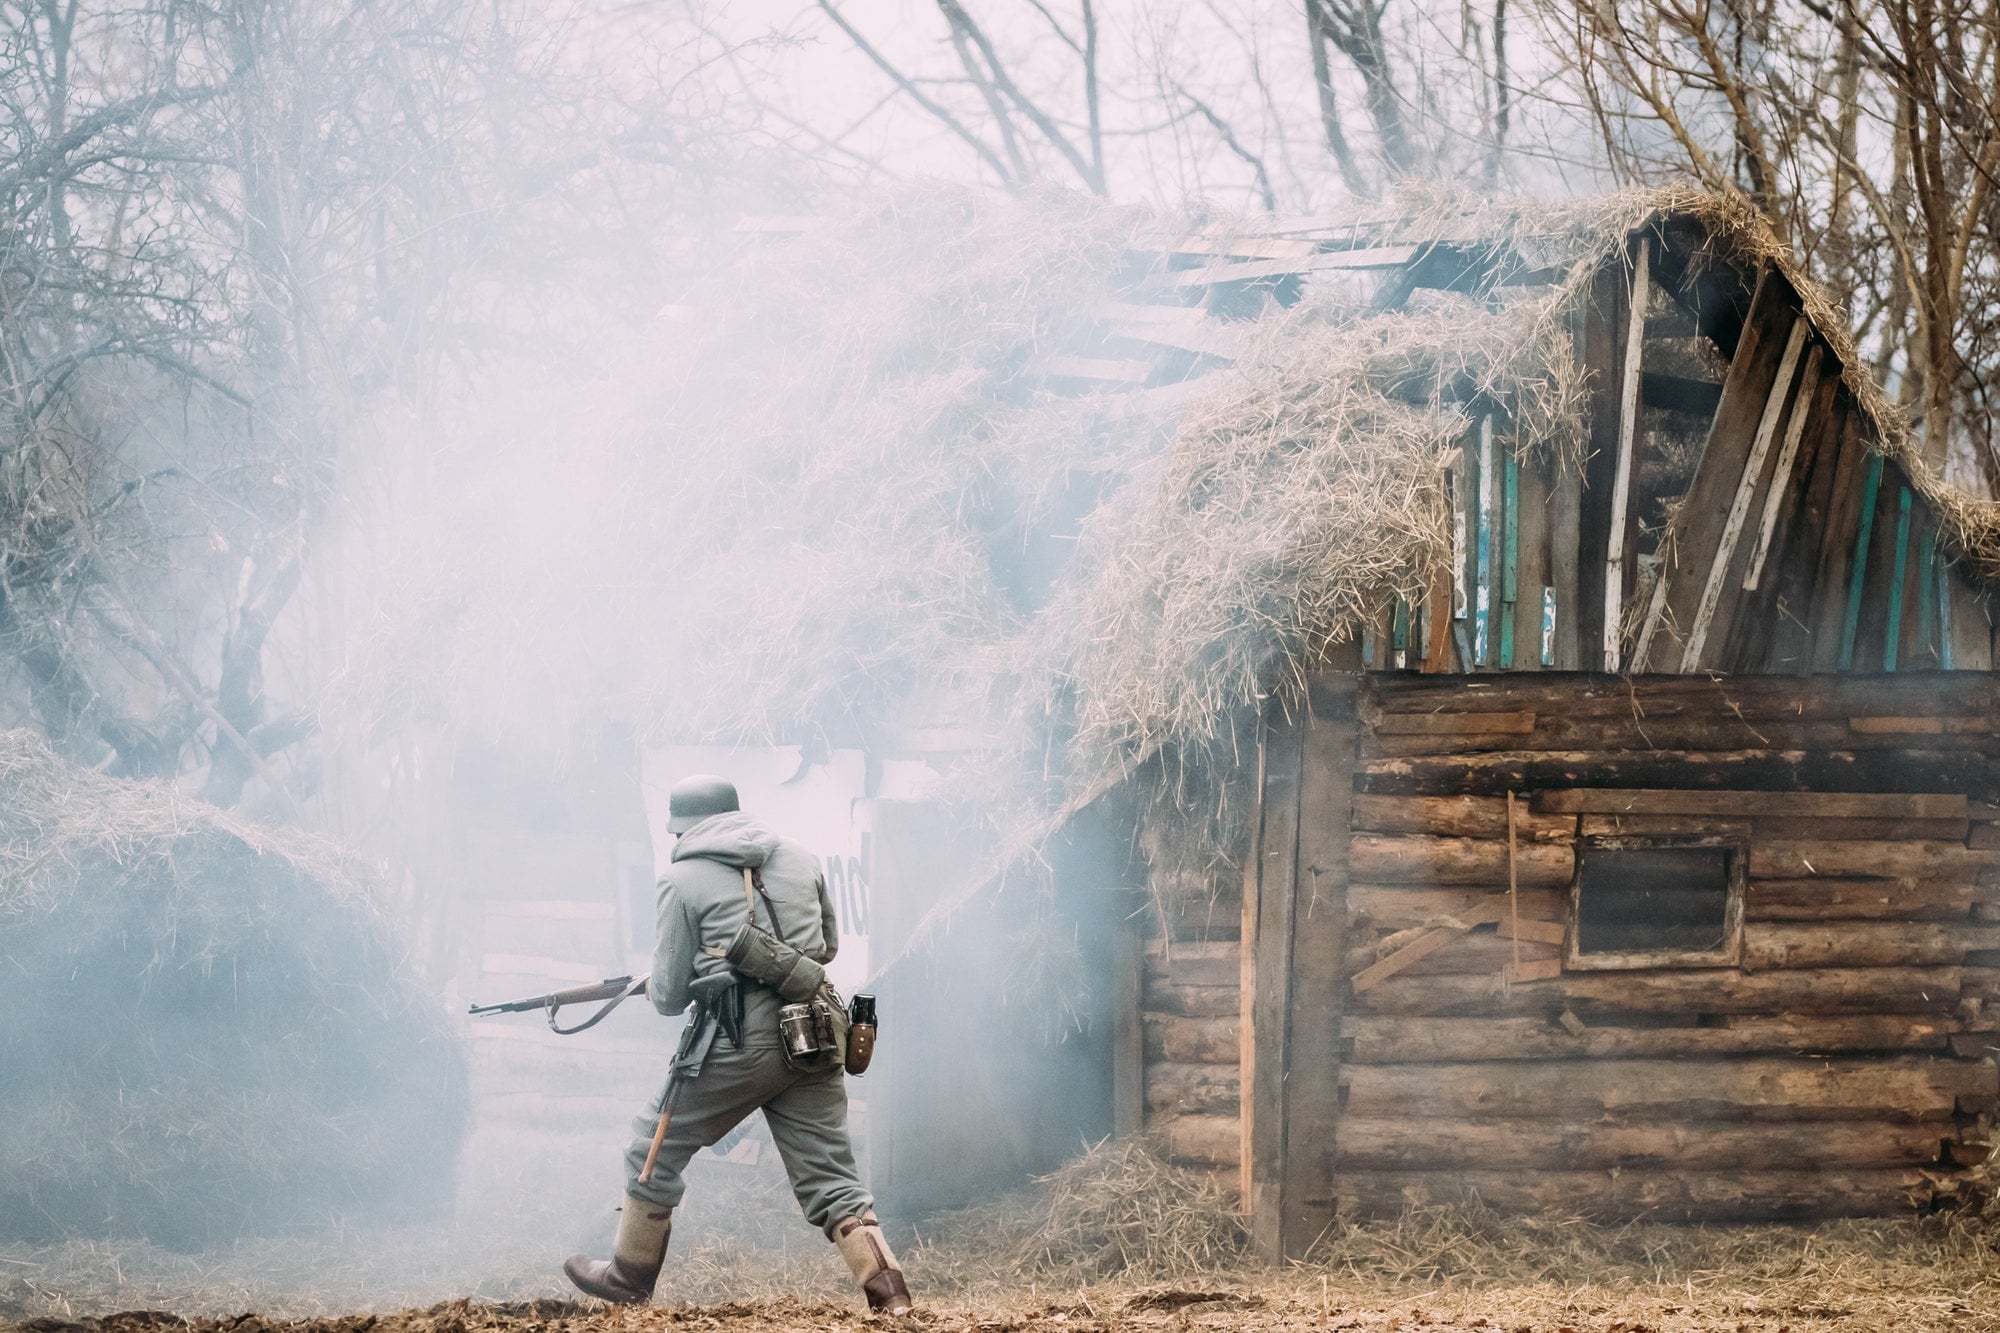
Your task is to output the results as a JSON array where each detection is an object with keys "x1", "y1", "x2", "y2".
[{"x1": 9, "y1": 1142, "x2": 2000, "y2": 1331}]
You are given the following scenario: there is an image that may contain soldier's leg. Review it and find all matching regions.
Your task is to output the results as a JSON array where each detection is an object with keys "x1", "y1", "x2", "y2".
[
  {"x1": 619, "y1": 1044, "x2": 788, "y2": 1210},
  {"x1": 567, "y1": 1044, "x2": 787, "y2": 1303},
  {"x1": 761, "y1": 1067, "x2": 913, "y2": 1314}
]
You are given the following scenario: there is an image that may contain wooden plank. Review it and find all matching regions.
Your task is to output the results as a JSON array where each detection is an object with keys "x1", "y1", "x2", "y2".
[
  {"x1": 1950, "y1": 574, "x2": 1994, "y2": 671},
  {"x1": 1237, "y1": 710, "x2": 1264, "y2": 1199},
  {"x1": 1885, "y1": 485, "x2": 1914, "y2": 670},
  {"x1": 1364, "y1": 747, "x2": 1995, "y2": 799},
  {"x1": 1156, "y1": 1113, "x2": 1241, "y2": 1168},
  {"x1": 1346, "y1": 931, "x2": 1561, "y2": 979},
  {"x1": 1573, "y1": 261, "x2": 1628, "y2": 670},
  {"x1": 1107, "y1": 318, "x2": 1241, "y2": 360},
  {"x1": 1635, "y1": 270, "x2": 1798, "y2": 672},
  {"x1": 1113, "y1": 915, "x2": 1145, "y2": 1137},
  {"x1": 1347, "y1": 966, "x2": 1965, "y2": 1018},
  {"x1": 1682, "y1": 316, "x2": 1809, "y2": 667},
  {"x1": 1641, "y1": 371, "x2": 1725, "y2": 416},
  {"x1": 1331, "y1": 1168, "x2": 1935, "y2": 1221},
  {"x1": 1602, "y1": 236, "x2": 1650, "y2": 671},
  {"x1": 1747, "y1": 877, "x2": 1975, "y2": 921},
  {"x1": 1145, "y1": 979, "x2": 1239, "y2": 1017},
  {"x1": 1477, "y1": 414, "x2": 1496, "y2": 665},
  {"x1": 1534, "y1": 789, "x2": 1968, "y2": 820},
  {"x1": 1348, "y1": 884, "x2": 1564, "y2": 931},
  {"x1": 1246, "y1": 698, "x2": 1301, "y2": 1263},
  {"x1": 1840, "y1": 453, "x2": 1889, "y2": 668},
  {"x1": 1495, "y1": 917, "x2": 1567, "y2": 945},
  {"x1": 1742, "y1": 343, "x2": 1826, "y2": 592},
  {"x1": 1361, "y1": 715, "x2": 1997, "y2": 758},
  {"x1": 1751, "y1": 840, "x2": 2000, "y2": 882},
  {"x1": 1278, "y1": 676, "x2": 1359, "y2": 1260},
  {"x1": 1750, "y1": 358, "x2": 1844, "y2": 670},
  {"x1": 1341, "y1": 1013, "x2": 1955, "y2": 1063},
  {"x1": 1340, "y1": 1055, "x2": 1991, "y2": 1123},
  {"x1": 1334, "y1": 1119, "x2": 1948, "y2": 1171},
  {"x1": 1349, "y1": 794, "x2": 1576, "y2": 840},
  {"x1": 1514, "y1": 458, "x2": 1551, "y2": 669},
  {"x1": 1144, "y1": 1013, "x2": 1240, "y2": 1065},
  {"x1": 1352, "y1": 925, "x2": 1472, "y2": 991},
  {"x1": 1168, "y1": 245, "x2": 1423, "y2": 287},
  {"x1": 1146, "y1": 1061, "x2": 1239, "y2": 1115},
  {"x1": 1372, "y1": 711, "x2": 1536, "y2": 735},
  {"x1": 1500, "y1": 444, "x2": 1519, "y2": 668},
  {"x1": 1421, "y1": 555, "x2": 1453, "y2": 672},
  {"x1": 1044, "y1": 354, "x2": 1154, "y2": 384},
  {"x1": 1550, "y1": 454, "x2": 1583, "y2": 669},
  {"x1": 1347, "y1": 834, "x2": 1575, "y2": 887},
  {"x1": 1367, "y1": 670, "x2": 1998, "y2": 716},
  {"x1": 1806, "y1": 406, "x2": 1872, "y2": 670},
  {"x1": 1744, "y1": 920, "x2": 2000, "y2": 968}
]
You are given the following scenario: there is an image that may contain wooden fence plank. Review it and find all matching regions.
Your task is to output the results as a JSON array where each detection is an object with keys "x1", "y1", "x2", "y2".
[
  {"x1": 1278, "y1": 677, "x2": 1360, "y2": 1259},
  {"x1": 1247, "y1": 699, "x2": 1301, "y2": 1263}
]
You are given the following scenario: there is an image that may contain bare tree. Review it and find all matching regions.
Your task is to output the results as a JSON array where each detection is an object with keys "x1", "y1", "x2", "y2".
[{"x1": 1537, "y1": 0, "x2": 2000, "y2": 490}]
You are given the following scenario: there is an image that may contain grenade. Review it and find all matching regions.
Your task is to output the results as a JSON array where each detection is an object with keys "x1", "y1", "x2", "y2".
[{"x1": 845, "y1": 993, "x2": 878, "y2": 1075}]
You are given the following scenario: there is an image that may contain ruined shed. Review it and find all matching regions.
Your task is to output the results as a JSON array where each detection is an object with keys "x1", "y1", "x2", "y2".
[
  {"x1": 596, "y1": 187, "x2": 2000, "y2": 1244},
  {"x1": 1098, "y1": 196, "x2": 2000, "y2": 1254}
]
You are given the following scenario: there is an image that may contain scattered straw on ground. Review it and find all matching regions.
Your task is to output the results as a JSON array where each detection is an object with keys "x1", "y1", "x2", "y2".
[{"x1": 11, "y1": 1142, "x2": 2000, "y2": 1330}]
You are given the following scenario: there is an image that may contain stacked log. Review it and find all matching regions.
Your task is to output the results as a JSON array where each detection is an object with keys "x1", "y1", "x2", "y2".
[
  {"x1": 1142, "y1": 940, "x2": 1242, "y2": 1170},
  {"x1": 1324, "y1": 672, "x2": 2000, "y2": 1218}
]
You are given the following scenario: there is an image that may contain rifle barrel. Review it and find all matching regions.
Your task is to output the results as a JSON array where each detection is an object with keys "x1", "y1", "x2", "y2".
[{"x1": 468, "y1": 975, "x2": 639, "y2": 1017}]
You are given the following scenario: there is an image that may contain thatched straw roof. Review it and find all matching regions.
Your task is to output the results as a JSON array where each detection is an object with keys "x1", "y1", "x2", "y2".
[
  {"x1": 349, "y1": 184, "x2": 1999, "y2": 901},
  {"x1": 0, "y1": 730, "x2": 466, "y2": 1245}
]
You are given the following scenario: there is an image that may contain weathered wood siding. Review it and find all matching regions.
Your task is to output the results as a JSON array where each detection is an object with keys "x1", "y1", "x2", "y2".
[{"x1": 1145, "y1": 671, "x2": 2000, "y2": 1253}]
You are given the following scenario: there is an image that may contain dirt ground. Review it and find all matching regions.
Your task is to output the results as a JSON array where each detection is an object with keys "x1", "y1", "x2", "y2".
[
  {"x1": 8, "y1": 1278, "x2": 2000, "y2": 1333},
  {"x1": 10, "y1": 1139, "x2": 2000, "y2": 1333},
  {"x1": 10, "y1": 1223, "x2": 2000, "y2": 1333}
]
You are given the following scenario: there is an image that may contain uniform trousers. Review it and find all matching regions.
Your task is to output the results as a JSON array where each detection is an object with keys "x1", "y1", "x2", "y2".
[{"x1": 622, "y1": 1039, "x2": 872, "y2": 1236}]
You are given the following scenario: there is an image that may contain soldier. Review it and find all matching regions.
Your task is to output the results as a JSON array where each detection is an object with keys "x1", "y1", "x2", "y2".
[{"x1": 563, "y1": 774, "x2": 913, "y2": 1315}]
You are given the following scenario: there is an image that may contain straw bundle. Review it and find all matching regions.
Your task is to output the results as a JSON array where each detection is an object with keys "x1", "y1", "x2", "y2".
[{"x1": 0, "y1": 730, "x2": 466, "y2": 1246}]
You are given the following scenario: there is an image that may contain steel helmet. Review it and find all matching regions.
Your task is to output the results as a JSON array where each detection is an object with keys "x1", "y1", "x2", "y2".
[{"x1": 667, "y1": 774, "x2": 740, "y2": 833}]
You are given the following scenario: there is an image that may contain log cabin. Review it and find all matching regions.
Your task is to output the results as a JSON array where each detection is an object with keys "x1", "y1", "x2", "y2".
[
  {"x1": 658, "y1": 188, "x2": 2000, "y2": 1249},
  {"x1": 1094, "y1": 194, "x2": 2000, "y2": 1256}
]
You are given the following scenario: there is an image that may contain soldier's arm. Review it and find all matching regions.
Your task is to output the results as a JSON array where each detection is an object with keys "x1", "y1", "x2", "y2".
[
  {"x1": 648, "y1": 880, "x2": 696, "y2": 1015},
  {"x1": 815, "y1": 867, "x2": 839, "y2": 965}
]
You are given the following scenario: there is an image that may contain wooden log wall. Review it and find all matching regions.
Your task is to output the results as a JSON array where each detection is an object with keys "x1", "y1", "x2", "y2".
[
  {"x1": 1146, "y1": 671, "x2": 2000, "y2": 1256},
  {"x1": 1331, "y1": 672, "x2": 2000, "y2": 1225}
]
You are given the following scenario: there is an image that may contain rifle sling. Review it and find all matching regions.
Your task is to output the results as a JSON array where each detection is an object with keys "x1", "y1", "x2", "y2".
[{"x1": 544, "y1": 975, "x2": 647, "y2": 1035}]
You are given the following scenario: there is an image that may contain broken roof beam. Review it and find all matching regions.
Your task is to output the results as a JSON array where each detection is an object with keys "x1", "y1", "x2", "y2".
[
  {"x1": 1166, "y1": 245, "x2": 1423, "y2": 289},
  {"x1": 1633, "y1": 268, "x2": 1806, "y2": 672}
]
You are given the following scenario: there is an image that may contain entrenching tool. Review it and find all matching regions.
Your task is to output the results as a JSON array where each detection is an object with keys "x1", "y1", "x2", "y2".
[{"x1": 638, "y1": 971, "x2": 743, "y2": 1182}]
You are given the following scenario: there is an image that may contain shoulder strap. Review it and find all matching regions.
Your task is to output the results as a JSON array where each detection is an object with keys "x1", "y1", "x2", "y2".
[{"x1": 742, "y1": 865, "x2": 789, "y2": 944}]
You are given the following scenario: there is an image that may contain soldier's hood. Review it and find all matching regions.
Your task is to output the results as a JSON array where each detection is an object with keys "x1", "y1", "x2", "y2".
[{"x1": 670, "y1": 811, "x2": 777, "y2": 868}]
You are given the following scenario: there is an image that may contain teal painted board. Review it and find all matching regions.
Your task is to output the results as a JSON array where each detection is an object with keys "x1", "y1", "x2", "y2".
[{"x1": 1838, "y1": 454, "x2": 1885, "y2": 671}]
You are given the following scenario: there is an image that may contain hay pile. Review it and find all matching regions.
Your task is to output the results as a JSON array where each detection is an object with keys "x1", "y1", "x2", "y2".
[
  {"x1": 917, "y1": 1138, "x2": 1248, "y2": 1284},
  {"x1": 0, "y1": 730, "x2": 466, "y2": 1247}
]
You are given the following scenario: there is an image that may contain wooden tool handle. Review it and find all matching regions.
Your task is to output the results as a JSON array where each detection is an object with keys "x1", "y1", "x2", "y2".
[{"x1": 638, "y1": 1100, "x2": 675, "y2": 1182}]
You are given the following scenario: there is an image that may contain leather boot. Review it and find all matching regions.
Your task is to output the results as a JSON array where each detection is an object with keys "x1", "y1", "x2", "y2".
[
  {"x1": 832, "y1": 1214, "x2": 914, "y2": 1315},
  {"x1": 564, "y1": 1195, "x2": 672, "y2": 1304}
]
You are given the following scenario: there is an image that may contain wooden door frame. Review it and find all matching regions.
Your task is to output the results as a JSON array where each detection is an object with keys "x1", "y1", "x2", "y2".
[{"x1": 1243, "y1": 671, "x2": 1362, "y2": 1262}]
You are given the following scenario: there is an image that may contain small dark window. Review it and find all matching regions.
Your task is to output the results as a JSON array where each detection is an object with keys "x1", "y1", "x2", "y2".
[{"x1": 1569, "y1": 837, "x2": 1743, "y2": 969}]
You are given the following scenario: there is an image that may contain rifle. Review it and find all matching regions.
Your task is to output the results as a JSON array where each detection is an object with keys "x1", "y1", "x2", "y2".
[
  {"x1": 639, "y1": 971, "x2": 743, "y2": 1181},
  {"x1": 469, "y1": 974, "x2": 650, "y2": 1035}
]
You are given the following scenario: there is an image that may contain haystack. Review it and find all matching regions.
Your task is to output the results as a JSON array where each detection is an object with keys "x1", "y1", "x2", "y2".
[{"x1": 0, "y1": 730, "x2": 466, "y2": 1247}]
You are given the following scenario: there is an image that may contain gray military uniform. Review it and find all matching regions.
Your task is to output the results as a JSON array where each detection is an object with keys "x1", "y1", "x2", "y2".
[{"x1": 625, "y1": 811, "x2": 872, "y2": 1235}]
